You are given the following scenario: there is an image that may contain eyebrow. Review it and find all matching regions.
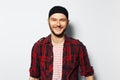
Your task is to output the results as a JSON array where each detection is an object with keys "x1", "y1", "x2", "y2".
[{"x1": 50, "y1": 17, "x2": 67, "y2": 20}]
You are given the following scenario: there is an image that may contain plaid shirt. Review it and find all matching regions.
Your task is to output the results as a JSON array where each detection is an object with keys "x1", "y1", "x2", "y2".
[{"x1": 29, "y1": 34, "x2": 94, "y2": 80}]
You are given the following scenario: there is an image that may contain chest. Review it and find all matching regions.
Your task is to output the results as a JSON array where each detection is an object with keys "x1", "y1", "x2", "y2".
[{"x1": 39, "y1": 44, "x2": 80, "y2": 67}]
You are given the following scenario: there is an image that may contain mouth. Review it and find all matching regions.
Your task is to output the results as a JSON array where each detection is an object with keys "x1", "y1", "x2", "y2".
[{"x1": 55, "y1": 26, "x2": 63, "y2": 31}]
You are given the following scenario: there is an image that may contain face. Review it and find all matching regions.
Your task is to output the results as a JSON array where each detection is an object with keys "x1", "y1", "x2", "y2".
[{"x1": 48, "y1": 13, "x2": 69, "y2": 37}]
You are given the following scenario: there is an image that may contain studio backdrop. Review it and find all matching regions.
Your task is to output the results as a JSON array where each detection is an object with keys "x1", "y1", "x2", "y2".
[{"x1": 0, "y1": 0, "x2": 120, "y2": 80}]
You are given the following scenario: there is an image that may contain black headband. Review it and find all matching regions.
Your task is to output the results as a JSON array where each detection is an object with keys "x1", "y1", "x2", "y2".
[{"x1": 48, "y1": 6, "x2": 69, "y2": 19}]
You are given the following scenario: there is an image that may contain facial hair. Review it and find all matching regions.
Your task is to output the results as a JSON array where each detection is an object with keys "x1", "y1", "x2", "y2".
[{"x1": 49, "y1": 25, "x2": 67, "y2": 38}]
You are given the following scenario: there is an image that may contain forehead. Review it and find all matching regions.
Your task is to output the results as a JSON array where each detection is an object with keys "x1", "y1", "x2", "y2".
[{"x1": 50, "y1": 13, "x2": 67, "y2": 19}]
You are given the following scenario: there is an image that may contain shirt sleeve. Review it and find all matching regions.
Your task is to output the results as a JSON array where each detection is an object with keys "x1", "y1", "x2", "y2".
[
  {"x1": 79, "y1": 43, "x2": 94, "y2": 77},
  {"x1": 29, "y1": 42, "x2": 40, "y2": 78}
]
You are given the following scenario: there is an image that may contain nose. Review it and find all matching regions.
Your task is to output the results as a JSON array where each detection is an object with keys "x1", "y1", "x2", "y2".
[{"x1": 57, "y1": 20, "x2": 60, "y2": 26}]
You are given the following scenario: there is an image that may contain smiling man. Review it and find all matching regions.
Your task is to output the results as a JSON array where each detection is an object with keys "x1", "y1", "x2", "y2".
[{"x1": 29, "y1": 6, "x2": 94, "y2": 80}]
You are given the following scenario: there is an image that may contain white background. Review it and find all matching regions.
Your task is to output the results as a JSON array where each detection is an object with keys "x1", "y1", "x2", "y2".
[{"x1": 0, "y1": 0, "x2": 120, "y2": 80}]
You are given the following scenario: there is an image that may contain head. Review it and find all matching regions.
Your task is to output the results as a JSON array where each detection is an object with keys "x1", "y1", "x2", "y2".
[{"x1": 48, "y1": 6, "x2": 69, "y2": 37}]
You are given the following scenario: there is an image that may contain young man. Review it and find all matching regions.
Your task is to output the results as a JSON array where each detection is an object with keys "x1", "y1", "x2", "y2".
[{"x1": 29, "y1": 6, "x2": 94, "y2": 80}]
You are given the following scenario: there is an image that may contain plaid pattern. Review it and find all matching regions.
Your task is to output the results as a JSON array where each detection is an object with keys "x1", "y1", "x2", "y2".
[{"x1": 29, "y1": 34, "x2": 94, "y2": 80}]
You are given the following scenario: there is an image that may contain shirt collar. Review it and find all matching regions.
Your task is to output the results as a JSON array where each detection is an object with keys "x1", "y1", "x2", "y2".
[{"x1": 43, "y1": 34, "x2": 71, "y2": 45}]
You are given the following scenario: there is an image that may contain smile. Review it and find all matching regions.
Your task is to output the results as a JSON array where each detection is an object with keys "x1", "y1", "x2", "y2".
[{"x1": 55, "y1": 26, "x2": 63, "y2": 31}]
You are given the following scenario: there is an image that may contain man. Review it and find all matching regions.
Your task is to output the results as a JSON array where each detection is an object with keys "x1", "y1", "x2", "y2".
[{"x1": 29, "y1": 6, "x2": 94, "y2": 80}]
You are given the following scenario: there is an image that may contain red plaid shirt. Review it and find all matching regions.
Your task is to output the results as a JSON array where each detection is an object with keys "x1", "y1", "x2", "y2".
[{"x1": 29, "y1": 34, "x2": 94, "y2": 80}]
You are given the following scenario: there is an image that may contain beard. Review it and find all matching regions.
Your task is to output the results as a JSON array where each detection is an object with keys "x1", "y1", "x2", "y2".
[{"x1": 49, "y1": 26, "x2": 67, "y2": 38}]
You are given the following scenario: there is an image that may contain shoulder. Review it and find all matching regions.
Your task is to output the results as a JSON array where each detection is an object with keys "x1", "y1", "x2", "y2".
[
  {"x1": 67, "y1": 36, "x2": 85, "y2": 47},
  {"x1": 36, "y1": 37, "x2": 46, "y2": 44},
  {"x1": 33, "y1": 34, "x2": 51, "y2": 46},
  {"x1": 33, "y1": 37, "x2": 46, "y2": 48}
]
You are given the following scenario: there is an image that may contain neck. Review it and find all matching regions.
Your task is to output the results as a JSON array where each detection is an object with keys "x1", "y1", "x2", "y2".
[{"x1": 51, "y1": 34, "x2": 65, "y2": 46}]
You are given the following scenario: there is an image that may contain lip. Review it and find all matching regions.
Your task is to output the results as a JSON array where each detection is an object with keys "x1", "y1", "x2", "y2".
[
  {"x1": 56, "y1": 27, "x2": 61, "y2": 31},
  {"x1": 54, "y1": 26, "x2": 63, "y2": 31}
]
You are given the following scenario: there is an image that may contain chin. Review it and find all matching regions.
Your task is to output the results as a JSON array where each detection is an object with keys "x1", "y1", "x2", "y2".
[
  {"x1": 52, "y1": 32, "x2": 64, "y2": 37},
  {"x1": 51, "y1": 28, "x2": 66, "y2": 37}
]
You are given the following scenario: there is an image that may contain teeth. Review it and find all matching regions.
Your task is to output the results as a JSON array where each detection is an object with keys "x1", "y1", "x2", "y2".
[{"x1": 56, "y1": 27, "x2": 61, "y2": 31}]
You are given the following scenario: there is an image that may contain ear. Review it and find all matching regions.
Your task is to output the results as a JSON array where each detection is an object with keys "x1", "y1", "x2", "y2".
[
  {"x1": 67, "y1": 19, "x2": 70, "y2": 25},
  {"x1": 48, "y1": 18, "x2": 50, "y2": 24}
]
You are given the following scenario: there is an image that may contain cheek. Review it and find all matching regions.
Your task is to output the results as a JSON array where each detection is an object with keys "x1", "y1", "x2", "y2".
[
  {"x1": 61, "y1": 22, "x2": 68, "y2": 27},
  {"x1": 49, "y1": 22, "x2": 56, "y2": 26}
]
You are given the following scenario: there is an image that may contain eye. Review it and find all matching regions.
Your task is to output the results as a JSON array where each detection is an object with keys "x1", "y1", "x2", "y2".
[
  {"x1": 60, "y1": 19, "x2": 67, "y2": 22},
  {"x1": 51, "y1": 18, "x2": 57, "y2": 21}
]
